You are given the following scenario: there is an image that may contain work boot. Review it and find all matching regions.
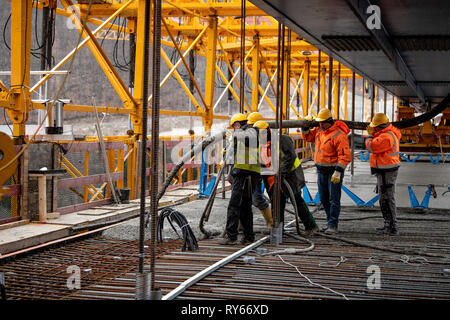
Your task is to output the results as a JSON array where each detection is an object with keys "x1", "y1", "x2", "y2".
[
  {"x1": 324, "y1": 226, "x2": 338, "y2": 234},
  {"x1": 260, "y1": 207, "x2": 273, "y2": 229},
  {"x1": 218, "y1": 236, "x2": 237, "y2": 245},
  {"x1": 303, "y1": 226, "x2": 319, "y2": 236},
  {"x1": 320, "y1": 225, "x2": 329, "y2": 232},
  {"x1": 388, "y1": 222, "x2": 399, "y2": 236},
  {"x1": 239, "y1": 237, "x2": 254, "y2": 245},
  {"x1": 376, "y1": 220, "x2": 390, "y2": 233}
]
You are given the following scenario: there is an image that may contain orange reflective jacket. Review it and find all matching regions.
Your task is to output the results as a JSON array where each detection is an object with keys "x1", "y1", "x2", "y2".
[
  {"x1": 302, "y1": 120, "x2": 351, "y2": 172},
  {"x1": 365, "y1": 124, "x2": 401, "y2": 170}
]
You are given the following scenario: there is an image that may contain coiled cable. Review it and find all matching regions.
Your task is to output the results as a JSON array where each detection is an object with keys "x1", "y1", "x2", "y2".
[{"x1": 157, "y1": 208, "x2": 198, "y2": 252}]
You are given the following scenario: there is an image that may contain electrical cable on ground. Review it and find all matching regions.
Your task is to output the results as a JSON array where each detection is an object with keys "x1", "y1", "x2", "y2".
[
  {"x1": 259, "y1": 232, "x2": 315, "y2": 256},
  {"x1": 157, "y1": 207, "x2": 198, "y2": 252},
  {"x1": 277, "y1": 255, "x2": 349, "y2": 300}
]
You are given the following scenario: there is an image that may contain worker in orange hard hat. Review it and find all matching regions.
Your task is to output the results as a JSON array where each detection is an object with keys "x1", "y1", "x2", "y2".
[
  {"x1": 254, "y1": 120, "x2": 318, "y2": 236},
  {"x1": 302, "y1": 109, "x2": 351, "y2": 234},
  {"x1": 366, "y1": 113, "x2": 402, "y2": 235}
]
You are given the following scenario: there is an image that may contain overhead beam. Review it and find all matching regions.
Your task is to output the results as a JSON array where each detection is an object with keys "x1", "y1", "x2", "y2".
[{"x1": 345, "y1": 0, "x2": 425, "y2": 103}]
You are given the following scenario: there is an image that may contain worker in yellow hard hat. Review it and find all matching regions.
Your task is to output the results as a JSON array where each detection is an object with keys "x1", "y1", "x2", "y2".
[
  {"x1": 301, "y1": 108, "x2": 351, "y2": 234},
  {"x1": 246, "y1": 111, "x2": 263, "y2": 125},
  {"x1": 220, "y1": 113, "x2": 260, "y2": 245},
  {"x1": 254, "y1": 120, "x2": 318, "y2": 236},
  {"x1": 366, "y1": 113, "x2": 402, "y2": 235},
  {"x1": 229, "y1": 113, "x2": 247, "y2": 129},
  {"x1": 245, "y1": 115, "x2": 273, "y2": 230}
]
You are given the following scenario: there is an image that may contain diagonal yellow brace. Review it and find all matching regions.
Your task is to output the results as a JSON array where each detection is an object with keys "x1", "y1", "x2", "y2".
[
  {"x1": 60, "y1": 0, "x2": 136, "y2": 107},
  {"x1": 160, "y1": 47, "x2": 204, "y2": 114}
]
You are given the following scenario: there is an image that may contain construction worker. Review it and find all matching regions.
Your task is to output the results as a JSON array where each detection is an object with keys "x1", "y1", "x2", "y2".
[
  {"x1": 219, "y1": 113, "x2": 260, "y2": 245},
  {"x1": 246, "y1": 112, "x2": 273, "y2": 229},
  {"x1": 366, "y1": 113, "x2": 402, "y2": 235},
  {"x1": 253, "y1": 120, "x2": 318, "y2": 235},
  {"x1": 302, "y1": 109, "x2": 351, "y2": 234}
]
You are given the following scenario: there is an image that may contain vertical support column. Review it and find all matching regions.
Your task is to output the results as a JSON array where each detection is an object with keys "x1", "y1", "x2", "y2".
[
  {"x1": 204, "y1": 16, "x2": 218, "y2": 132},
  {"x1": 320, "y1": 68, "x2": 326, "y2": 110},
  {"x1": 344, "y1": 79, "x2": 348, "y2": 120},
  {"x1": 370, "y1": 83, "x2": 375, "y2": 119},
  {"x1": 282, "y1": 44, "x2": 290, "y2": 120},
  {"x1": 20, "y1": 147, "x2": 29, "y2": 220},
  {"x1": 317, "y1": 50, "x2": 321, "y2": 112},
  {"x1": 38, "y1": 176, "x2": 47, "y2": 222},
  {"x1": 351, "y1": 72, "x2": 355, "y2": 176},
  {"x1": 251, "y1": 35, "x2": 260, "y2": 111},
  {"x1": 362, "y1": 78, "x2": 366, "y2": 121},
  {"x1": 302, "y1": 60, "x2": 310, "y2": 117},
  {"x1": 327, "y1": 57, "x2": 333, "y2": 111},
  {"x1": 337, "y1": 64, "x2": 341, "y2": 119},
  {"x1": 132, "y1": 0, "x2": 151, "y2": 135},
  {"x1": 83, "y1": 151, "x2": 89, "y2": 202},
  {"x1": 384, "y1": 89, "x2": 387, "y2": 114},
  {"x1": 117, "y1": 148, "x2": 125, "y2": 189},
  {"x1": 333, "y1": 73, "x2": 338, "y2": 118},
  {"x1": 9, "y1": 0, "x2": 32, "y2": 137}
]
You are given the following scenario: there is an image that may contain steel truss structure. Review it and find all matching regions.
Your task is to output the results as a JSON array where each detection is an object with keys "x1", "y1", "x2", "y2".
[{"x1": 1, "y1": 0, "x2": 403, "y2": 218}]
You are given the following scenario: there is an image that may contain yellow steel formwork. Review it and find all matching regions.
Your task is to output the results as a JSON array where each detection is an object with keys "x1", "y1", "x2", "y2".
[{"x1": 0, "y1": 0, "x2": 399, "y2": 218}]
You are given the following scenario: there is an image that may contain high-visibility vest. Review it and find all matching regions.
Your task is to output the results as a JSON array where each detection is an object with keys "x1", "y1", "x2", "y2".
[
  {"x1": 281, "y1": 135, "x2": 302, "y2": 171},
  {"x1": 233, "y1": 127, "x2": 261, "y2": 174}
]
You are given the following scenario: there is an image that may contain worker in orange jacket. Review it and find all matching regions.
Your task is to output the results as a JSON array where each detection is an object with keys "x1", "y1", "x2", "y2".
[
  {"x1": 365, "y1": 113, "x2": 402, "y2": 235},
  {"x1": 302, "y1": 109, "x2": 351, "y2": 234}
]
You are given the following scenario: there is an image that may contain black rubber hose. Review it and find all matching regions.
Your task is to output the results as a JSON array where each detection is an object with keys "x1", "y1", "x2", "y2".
[
  {"x1": 282, "y1": 178, "x2": 302, "y2": 235},
  {"x1": 157, "y1": 208, "x2": 198, "y2": 251},
  {"x1": 267, "y1": 93, "x2": 450, "y2": 130}
]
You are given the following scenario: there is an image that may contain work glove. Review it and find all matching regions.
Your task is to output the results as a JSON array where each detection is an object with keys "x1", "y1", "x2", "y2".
[
  {"x1": 301, "y1": 115, "x2": 313, "y2": 133},
  {"x1": 330, "y1": 170, "x2": 341, "y2": 184}
]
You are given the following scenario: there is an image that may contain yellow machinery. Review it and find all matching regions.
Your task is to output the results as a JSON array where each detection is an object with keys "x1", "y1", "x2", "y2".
[
  {"x1": 397, "y1": 104, "x2": 450, "y2": 152},
  {"x1": 0, "y1": 0, "x2": 398, "y2": 218}
]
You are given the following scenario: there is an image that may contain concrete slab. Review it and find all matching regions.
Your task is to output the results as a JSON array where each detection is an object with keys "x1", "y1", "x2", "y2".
[
  {"x1": 165, "y1": 189, "x2": 198, "y2": 197},
  {"x1": 0, "y1": 223, "x2": 69, "y2": 255},
  {"x1": 76, "y1": 209, "x2": 113, "y2": 216}
]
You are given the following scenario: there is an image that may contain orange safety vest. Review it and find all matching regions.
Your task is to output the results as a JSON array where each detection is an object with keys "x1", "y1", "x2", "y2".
[
  {"x1": 365, "y1": 124, "x2": 402, "y2": 170},
  {"x1": 302, "y1": 120, "x2": 351, "y2": 171}
]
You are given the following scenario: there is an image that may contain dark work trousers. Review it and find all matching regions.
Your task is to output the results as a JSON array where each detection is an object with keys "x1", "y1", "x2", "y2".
[
  {"x1": 264, "y1": 169, "x2": 317, "y2": 230},
  {"x1": 376, "y1": 169, "x2": 398, "y2": 231},
  {"x1": 226, "y1": 173, "x2": 258, "y2": 241}
]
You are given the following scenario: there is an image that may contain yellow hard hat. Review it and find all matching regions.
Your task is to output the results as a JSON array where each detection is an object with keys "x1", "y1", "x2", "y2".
[
  {"x1": 369, "y1": 113, "x2": 389, "y2": 127},
  {"x1": 315, "y1": 108, "x2": 333, "y2": 122},
  {"x1": 253, "y1": 120, "x2": 269, "y2": 130},
  {"x1": 229, "y1": 113, "x2": 247, "y2": 128},
  {"x1": 247, "y1": 112, "x2": 263, "y2": 125}
]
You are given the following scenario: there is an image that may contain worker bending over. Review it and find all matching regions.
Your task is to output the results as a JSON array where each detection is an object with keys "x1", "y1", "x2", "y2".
[
  {"x1": 246, "y1": 112, "x2": 273, "y2": 228},
  {"x1": 253, "y1": 120, "x2": 318, "y2": 235},
  {"x1": 302, "y1": 109, "x2": 351, "y2": 234},
  {"x1": 219, "y1": 113, "x2": 260, "y2": 245},
  {"x1": 366, "y1": 113, "x2": 401, "y2": 235}
]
